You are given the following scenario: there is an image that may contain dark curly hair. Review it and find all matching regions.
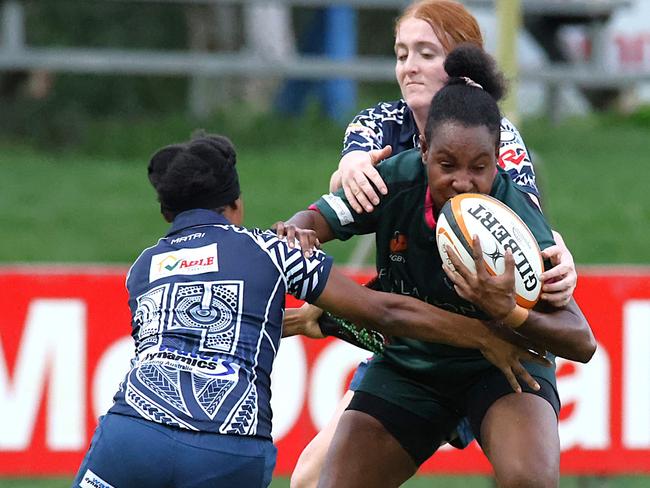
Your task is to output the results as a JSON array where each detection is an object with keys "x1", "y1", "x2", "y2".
[
  {"x1": 424, "y1": 43, "x2": 507, "y2": 146},
  {"x1": 147, "y1": 133, "x2": 240, "y2": 216}
]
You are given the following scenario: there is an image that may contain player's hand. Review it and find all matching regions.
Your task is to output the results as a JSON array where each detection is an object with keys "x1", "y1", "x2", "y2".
[
  {"x1": 540, "y1": 230, "x2": 576, "y2": 307},
  {"x1": 479, "y1": 327, "x2": 552, "y2": 393},
  {"x1": 337, "y1": 147, "x2": 392, "y2": 214},
  {"x1": 272, "y1": 221, "x2": 320, "y2": 258},
  {"x1": 282, "y1": 303, "x2": 325, "y2": 339},
  {"x1": 443, "y1": 236, "x2": 517, "y2": 321}
]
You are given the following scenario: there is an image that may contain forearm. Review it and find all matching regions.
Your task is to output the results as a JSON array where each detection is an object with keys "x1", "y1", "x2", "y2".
[
  {"x1": 285, "y1": 210, "x2": 335, "y2": 243},
  {"x1": 373, "y1": 292, "x2": 491, "y2": 349},
  {"x1": 315, "y1": 273, "x2": 492, "y2": 349},
  {"x1": 516, "y1": 299, "x2": 596, "y2": 362}
]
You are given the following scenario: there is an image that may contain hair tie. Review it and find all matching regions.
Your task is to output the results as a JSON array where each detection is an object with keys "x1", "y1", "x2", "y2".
[{"x1": 460, "y1": 76, "x2": 483, "y2": 90}]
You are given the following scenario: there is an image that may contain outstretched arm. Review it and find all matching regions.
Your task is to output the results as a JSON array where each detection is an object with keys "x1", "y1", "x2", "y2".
[{"x1": 314, "y1": 268, "x2": 551, "y2": 393}]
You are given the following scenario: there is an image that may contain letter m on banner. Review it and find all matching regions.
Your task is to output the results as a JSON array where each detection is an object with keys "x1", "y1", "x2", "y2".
[{"x1": 0, "y1": 299, "x2": 86, "y2": 450}]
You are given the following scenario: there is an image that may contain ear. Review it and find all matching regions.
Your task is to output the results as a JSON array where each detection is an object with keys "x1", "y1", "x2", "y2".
[
  {"x1": 224, "y1": 197, "x2": 244, "y2": 226},
  {"x1": 419, "y1": 135, "x2": 429, "y2": 165},
  {"x1": 161, "y1": 206, "x2": 175, "y2": 223}
]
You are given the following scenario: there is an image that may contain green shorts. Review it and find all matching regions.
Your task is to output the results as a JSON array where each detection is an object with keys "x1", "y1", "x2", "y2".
[{"x1": 350, "y1": 356, "x2": 559, "y2": 465}]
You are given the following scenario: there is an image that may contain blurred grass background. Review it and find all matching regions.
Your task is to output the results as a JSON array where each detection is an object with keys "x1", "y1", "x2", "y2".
[{"x1": 1, "y1": 107, "x2": 649, "y2": 266}]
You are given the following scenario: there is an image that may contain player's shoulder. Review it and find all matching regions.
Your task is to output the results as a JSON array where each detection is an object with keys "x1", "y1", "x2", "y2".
[
  {"x1": 492, "y1": 170, "x2": 553, "y2": 243},
  {"x1": 357, "y1": 99, "x2": 409, "y2": 121},
  {"x1": 376, "y1": 148, "x2": 424, "y2": 184}
]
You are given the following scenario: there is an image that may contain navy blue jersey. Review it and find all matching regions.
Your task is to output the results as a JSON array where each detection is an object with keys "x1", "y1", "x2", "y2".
[
  {"x1": 342, "y1": 99, "x2": 540, "y2": 199},
  {"x1": 108, "y1": 209, "x2": 332, "y2": 440}
]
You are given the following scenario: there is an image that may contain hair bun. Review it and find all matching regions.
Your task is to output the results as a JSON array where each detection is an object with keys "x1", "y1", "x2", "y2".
[{"x1": 444, "y1": 43, "x2": 506, "y2": 101}]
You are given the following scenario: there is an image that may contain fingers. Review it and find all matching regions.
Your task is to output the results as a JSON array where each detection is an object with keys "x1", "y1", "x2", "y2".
[
  {"x1": 541, "y1": 244, "x2": 562, "y2": 265},
  {"x1": 540, "y1": 261, "x2": 576, "y2": 306},
  {"x1": 363, "y1": 167, "x2": 388, "y2": 199},
  {"x1": 541, "y1": 289, "x2": 572, "y2": 307},
  {"x1": 273, "y1": 221, "x2": 285, "y2": 236},
  {"x1": 541, "y1": 275, "x2": 571, "y2": 293},
  {"x1": 342, "y1": 180, "x2": 363, "y2": 214},
  {"x1": 353, "y1": 174, "x2": 379, "y2": 211},
  {"x1": 470, "y1": 236, "x2": 486, "y2": 276},
  {"x1": 274, "y1": 222, "x2": 319, "y2": 257},
  {"x1": 514, "y1": 364, "x2": 540, "y2": 391},
  {"x1": 369, "y1": 145, "x2": 393, "y2": 167},
  {"x1": 343, "y1": 171, "x2": 375, "y2": 213},
  {"x1": 540, "y1": 262, "x2": 566, "y2": 283},
  {"x1": 500, "y1": 367, "x2": 522, "y2": 394},
  {"x1": 503, "y1": 247, "x2": 515, "y2": 280},
  {"x1": 444, "y1": 245, "x2": 472, "y2": 278}
]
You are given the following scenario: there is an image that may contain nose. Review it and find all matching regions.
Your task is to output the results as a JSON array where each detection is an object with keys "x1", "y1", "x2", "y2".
[
  {"x1": 404, "y1": 53, "x2": 419, "y2": 74},
  {"x1": 452, "y1": 173, "x2": 473, "y2": 193}
]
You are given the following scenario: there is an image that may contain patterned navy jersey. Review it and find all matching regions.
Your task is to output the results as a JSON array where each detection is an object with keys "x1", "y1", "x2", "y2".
[
  {"x1": 342, "y1": 99, "x2": 540, "y2": 198},
  {"x1": 108, "y1": 209, "x2": 332, "y2": 440}
]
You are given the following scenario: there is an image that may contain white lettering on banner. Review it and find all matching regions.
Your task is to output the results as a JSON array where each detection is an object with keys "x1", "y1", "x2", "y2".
[
  {"x1": 623, "y1": 300, "x2": 650, "y2": 448},
  {"x1": 93, "y1": 337, "x2": 133, "y2": 418},
  {"x1": 557, "y1": 347, "x2": 610, "y2": 450},
  {"x1": 309, "y1": 341, "x2": 369, "y2": 430},
  {"x1": 270, "y1": 336, "x2": 306, "y2": 440},
  {"x1": 0, "y1": 299, "x2": 85, "y2": 450}
]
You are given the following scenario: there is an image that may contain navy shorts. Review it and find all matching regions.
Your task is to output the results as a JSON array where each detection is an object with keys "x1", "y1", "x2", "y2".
[{"x1": 72, "y1": 413, "x2": 277, "y2": 488}]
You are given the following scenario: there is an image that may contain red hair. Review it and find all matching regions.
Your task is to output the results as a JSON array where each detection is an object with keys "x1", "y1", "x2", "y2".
[{"x1": 396, "y1": 0, "x2": 484, "y2": 52}]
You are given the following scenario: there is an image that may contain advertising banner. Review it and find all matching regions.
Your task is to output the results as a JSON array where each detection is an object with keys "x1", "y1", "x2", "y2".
[{"x1": 0, "y1": 266, "x2": 649, "y2": 475}]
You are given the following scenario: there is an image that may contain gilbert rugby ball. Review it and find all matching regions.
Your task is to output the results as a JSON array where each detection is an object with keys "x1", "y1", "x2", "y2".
[{"x1": 436, "y1": 193, "x2": 543, "y2": 308}]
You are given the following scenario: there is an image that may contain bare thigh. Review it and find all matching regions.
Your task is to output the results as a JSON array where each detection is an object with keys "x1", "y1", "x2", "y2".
[
  {"x1": 317, "y1": 410, "x2": 417, "y2": 488},
  {"x1": 290, "y1": 390, "x2": 355, "y2": 488},
  {"x1": 480, "y1": 393, "x2": 560, "y2": 488}
]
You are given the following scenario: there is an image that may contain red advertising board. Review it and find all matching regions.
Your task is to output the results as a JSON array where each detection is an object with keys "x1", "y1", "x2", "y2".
[{"x1": 0, "y1": 266, "x2": 649, "y2": 476}]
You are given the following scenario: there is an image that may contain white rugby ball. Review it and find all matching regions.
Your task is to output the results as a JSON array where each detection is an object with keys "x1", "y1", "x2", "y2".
[{"x1": 436, "y1": 193, "x2": 543, "y2": 308}]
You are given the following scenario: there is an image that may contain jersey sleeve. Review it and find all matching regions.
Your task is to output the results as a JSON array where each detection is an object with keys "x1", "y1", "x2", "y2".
[
  {"x1": 284, "y1": 247, "x2": 334, "y2": 303},
  {"x1": 313, "y1": 190, "x2": 381, "y2": 241},
  {"x1": 251, "y1": 230, "x2": 334, "y2": 303},
  {"x1": 342, "y1": 104, "x2": 385, "y2": 155},
  {"x1": 498, "y1": 117, "x2": 540, "y2": 200}
]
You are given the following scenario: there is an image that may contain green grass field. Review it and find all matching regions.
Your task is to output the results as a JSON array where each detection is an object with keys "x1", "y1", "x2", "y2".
[
  {"x1": 1, "y1": 110, "x2": 649, "y2": 486},
  {"x1": 1, "y1": 111, "x2": 649, "y2": 266}
]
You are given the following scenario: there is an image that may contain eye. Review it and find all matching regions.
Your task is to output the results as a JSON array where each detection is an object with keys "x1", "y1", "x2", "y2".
[
  {"x1": 396, "y1": 52, "x2": 407, "y2": 62},
  {"x1": 439, "y1": 161, "x2": 454, "y2": 170}
]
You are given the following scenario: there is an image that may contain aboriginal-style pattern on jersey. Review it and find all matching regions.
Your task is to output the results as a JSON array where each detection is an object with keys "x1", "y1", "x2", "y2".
[
  {"x1": 342, "y1": 99, "x2": 540, "y2": 198},
  {"x1": 109, "y1": 209, "x2": 332, "y2": 440}
]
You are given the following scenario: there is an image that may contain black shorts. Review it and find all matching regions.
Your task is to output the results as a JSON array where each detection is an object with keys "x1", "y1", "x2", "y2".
[{"x1": 347, "y1": 368, "x2": 560, "y2": 466}]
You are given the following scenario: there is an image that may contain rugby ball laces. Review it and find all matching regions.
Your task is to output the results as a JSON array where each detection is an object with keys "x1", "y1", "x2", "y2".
[{"x1": 436, "y1": 193, "x2": 543, "y2": 308}]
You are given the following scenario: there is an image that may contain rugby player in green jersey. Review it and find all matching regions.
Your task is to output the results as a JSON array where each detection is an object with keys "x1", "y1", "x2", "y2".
[{"x1": 277, "y1": 44, "x2": 596, "y2": 487}]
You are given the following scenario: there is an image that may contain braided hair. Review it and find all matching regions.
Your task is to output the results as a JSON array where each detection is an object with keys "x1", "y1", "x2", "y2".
[
  {"x1": 424, "y1": 43, "x2": 507, "y2": 146},
  {"x1": 148, "y1": 133, "x2": 240, "y2": 217}
]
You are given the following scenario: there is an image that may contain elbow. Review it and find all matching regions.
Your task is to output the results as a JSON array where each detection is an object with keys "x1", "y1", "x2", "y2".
[
  {"x1": 578, "y1": 334, "x2": 597, "y2": 363},
  {"x1": 569, "y1": 331, "x2": 597, "y2": 364}
]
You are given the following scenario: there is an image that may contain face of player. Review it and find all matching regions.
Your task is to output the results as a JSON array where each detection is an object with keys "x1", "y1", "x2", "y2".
[
  {"x1": 394, "y1": 17, "x2": 449, "y2": 117},
  {"x1": 421, "y1": 121, "x2": 499, "y2": 213}
]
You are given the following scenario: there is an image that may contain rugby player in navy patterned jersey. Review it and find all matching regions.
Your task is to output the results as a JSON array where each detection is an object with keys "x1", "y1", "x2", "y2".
[{"x1": 71, "y1": 134, "x2": 546, "y2": 488}]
